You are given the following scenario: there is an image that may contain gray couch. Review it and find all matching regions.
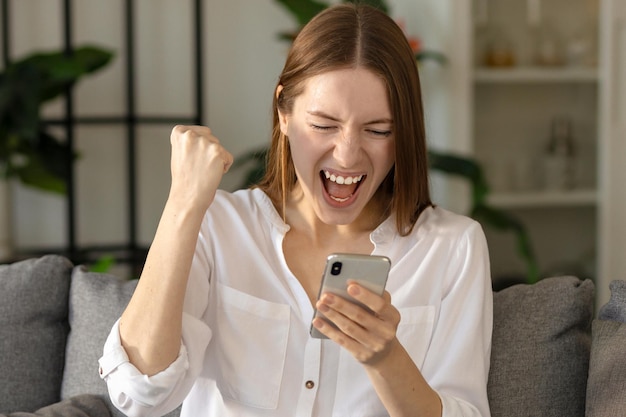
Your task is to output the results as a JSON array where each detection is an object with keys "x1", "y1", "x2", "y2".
[{"x1": 1, "y1": 255, "x2": 625, "y2": 417}]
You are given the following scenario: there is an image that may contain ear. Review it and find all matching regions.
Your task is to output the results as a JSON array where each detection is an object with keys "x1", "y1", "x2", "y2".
[{"x1": 276, "y1": 85, "x2": 289, "y2": 136}]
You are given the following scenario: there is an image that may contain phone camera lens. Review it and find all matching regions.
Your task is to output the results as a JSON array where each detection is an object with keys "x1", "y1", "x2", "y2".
[{"x1": 331, "y1": 261, "x2": 342, "y2": 276}]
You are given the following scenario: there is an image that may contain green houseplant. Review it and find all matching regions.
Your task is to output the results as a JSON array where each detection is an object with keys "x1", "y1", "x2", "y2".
[
  {"x1": 0, "y1": 45, "x2": 114, "y2": 194},
  {"x1": 231, "y1": 0, "x2": 539, "y2": 284}
]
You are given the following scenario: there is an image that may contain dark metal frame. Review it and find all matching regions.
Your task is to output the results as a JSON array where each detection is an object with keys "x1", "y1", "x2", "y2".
[{"x1": 1, "y1": 0, "x2": 204, "y2": 274}]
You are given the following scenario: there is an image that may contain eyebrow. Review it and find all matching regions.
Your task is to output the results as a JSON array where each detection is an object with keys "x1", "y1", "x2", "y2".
[{"x1": 307, "y1": 110, "x2": 393, "y2": 125}]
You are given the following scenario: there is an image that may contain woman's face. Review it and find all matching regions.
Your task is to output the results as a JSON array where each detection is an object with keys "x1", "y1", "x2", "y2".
[{"x1": 278, "y1": 67, "x2": 395, "y2": 226}]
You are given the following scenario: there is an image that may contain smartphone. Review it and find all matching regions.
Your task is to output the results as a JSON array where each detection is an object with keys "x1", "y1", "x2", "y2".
[{"x1": 310, "y1": 253, "x2": 391, "y2": 339}]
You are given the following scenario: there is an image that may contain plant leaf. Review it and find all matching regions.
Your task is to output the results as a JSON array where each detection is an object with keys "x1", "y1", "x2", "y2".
[
  {"x1": 10, "y1": 46, "x2": 114, "y2": 102},
  {"x1": 232, "y1": 146, "x2": 268, "y2": 189},
  {"x1": 471, "y1": 204, "x2": 540, "y2": 283},
  {"x1": 0, "y1": 67, "x2": 43, "y2": 143},
  {"x1": 12, "y1": 153, "x2": 66, "y2": 194},
  {"x1": 36, "y1": 130, "x2": 75, "y2": 180},
  {"x1": 273, "y1": 0, "x2": 329, "y2": 26},
  {"x1": 0, "y1": 45, "x2": 112, "y2": 193},
  {"x1": 232, "y1": 146, "x2": 268, "y2": 169},
  {"x1": 416, "y1": 50, "x2": 448, "y2": 64},
  {"x1": 89, "y1": 254, "x2": 116, "y2": 273},
  {"x1": 428, "y1": 150, "x2": 489, "y2": 204}
]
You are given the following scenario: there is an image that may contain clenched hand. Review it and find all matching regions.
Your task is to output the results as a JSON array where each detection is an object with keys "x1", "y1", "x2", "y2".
[{"x1": 168, "y1": 125, "x2": 234, "y2": 212}]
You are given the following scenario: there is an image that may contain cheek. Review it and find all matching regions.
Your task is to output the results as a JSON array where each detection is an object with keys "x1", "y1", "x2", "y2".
[
  {"x1": 288, "y1": 122, "x2": 326, "y2": 155},
  {"x1": 287, "y1": 125, "x2": 320, "y2": 173},
  {"x1": 374, "y1": 140, "x2": 396, "y2": 174}
]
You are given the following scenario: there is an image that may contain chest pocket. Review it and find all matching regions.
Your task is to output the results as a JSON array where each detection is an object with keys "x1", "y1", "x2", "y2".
[
  {"x1": 333, "y1": 305, "x2": 435, "y2": 416},
  {"x1": 211, "y1": 284, "x2": 291, "y2": 409}
]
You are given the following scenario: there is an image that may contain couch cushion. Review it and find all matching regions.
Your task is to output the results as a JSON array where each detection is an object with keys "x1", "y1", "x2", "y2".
[
  {"x1": 0, "y1": 394, "x2": 111, "y2": 417},
  {"x1": 597, "y1": 279, "x2": 626, "y2": 322},
  {"x1": 488, "y1": 276, "x2": 594, "y2": 417},
  {"x1": 585, "y1": 280, "x2": 626, "y2": 417},
  {"x1": 0, "y1": 255, "x2": 74, "y2": 413},
  {"x1": 61, "y1": 266, "x2": 181, "y2": 417},
  {"x1": 61, "y1": 266, "x2": 137, "y2": 416}
]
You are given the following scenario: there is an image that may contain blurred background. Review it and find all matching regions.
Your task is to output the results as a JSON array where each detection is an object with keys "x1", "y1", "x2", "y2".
[{"x1": 0, "y1": 0, "x2": 624, "y2": 306}]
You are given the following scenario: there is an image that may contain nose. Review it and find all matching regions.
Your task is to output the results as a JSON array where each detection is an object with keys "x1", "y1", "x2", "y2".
[{"x1": 333, "y1": 128, "x2": 361, "y2": 167}]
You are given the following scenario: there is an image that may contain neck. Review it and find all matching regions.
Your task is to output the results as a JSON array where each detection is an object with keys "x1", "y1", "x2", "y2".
[{"x1": 284, "y1": 186, "x2": 387, "y2": 247}]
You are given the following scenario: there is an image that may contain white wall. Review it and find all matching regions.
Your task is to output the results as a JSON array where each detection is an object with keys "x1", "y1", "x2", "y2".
[{"x1": 6, "y1": 0, "x2": 460, "y2": 252}]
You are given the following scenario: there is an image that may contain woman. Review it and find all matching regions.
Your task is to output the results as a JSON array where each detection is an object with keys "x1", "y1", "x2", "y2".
[{"x1": 100, "y1": 4, "x2": 492, "y2": 417}]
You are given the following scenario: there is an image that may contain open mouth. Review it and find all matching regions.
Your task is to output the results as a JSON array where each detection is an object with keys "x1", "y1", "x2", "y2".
[{"x1": 320, "y1": 170, "x2": 365, "y2": 203}]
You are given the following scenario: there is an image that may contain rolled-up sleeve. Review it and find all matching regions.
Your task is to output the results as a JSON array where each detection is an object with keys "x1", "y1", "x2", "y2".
[{"x1": 99, "y1": 311, "x2": 212, "y2": 417}]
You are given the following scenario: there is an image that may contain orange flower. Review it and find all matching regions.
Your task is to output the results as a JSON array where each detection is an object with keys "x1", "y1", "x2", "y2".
[{"x1": 407, "y1": 37, "x2": 422, "y2": 54}]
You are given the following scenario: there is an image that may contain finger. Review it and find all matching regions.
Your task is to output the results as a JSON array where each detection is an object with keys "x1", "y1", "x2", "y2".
[
  {"x1": 316, "y1": 293, "x2": 390, "y2": 347},
  {"x1": 346, "y1": 283, "x2": 395, "y2": 321},
  {"x1": 171, "y1": 125, "x2": 209, "y2": 143},
  {"x1": 311, "y1": 311, "x2": 386, "y2": 364},
  {"x1": 311, "y1": 314, "x2": 363, "y2": 348},
  {"x1": 222, "y1": 150, "x2": 234, "y2": 173}
]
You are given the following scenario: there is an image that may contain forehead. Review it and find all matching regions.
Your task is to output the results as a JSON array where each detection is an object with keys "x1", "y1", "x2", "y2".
[{"x1": 296, "y1": 67, "x2": 391, "y2": 117}]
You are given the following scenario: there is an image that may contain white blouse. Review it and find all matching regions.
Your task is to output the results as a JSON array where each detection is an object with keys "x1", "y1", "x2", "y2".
[{"x1": 100, "y1": 188, "x2": 493, "y2": 417}]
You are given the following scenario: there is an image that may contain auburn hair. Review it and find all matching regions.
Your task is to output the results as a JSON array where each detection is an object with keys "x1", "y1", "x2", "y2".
[{"x1": 257, "y1": 3, "x2": 432, "y2": 235}]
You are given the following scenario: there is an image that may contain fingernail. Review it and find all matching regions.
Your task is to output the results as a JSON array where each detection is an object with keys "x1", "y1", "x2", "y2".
[{"x1": 348, "y1": 284, "x2": 360, "y2": 296}]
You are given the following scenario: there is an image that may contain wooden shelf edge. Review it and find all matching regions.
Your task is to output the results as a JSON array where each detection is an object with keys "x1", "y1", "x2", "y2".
[
  {"x1": 474, "y1": 67, "x2": 599, "y2": 83},
  {"x1": 487, "y1": 189, "x2": 598, "y2": 208}
]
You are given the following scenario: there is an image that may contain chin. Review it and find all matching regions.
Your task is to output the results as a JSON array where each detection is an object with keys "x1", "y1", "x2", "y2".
[{"x1": 315, "y1": 203, "x2": 363, "y2": 226}]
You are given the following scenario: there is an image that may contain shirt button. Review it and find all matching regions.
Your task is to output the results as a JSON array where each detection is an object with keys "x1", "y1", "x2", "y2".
[{"x1": 305, "y1": 380, "x2": 315, "y2": 389}]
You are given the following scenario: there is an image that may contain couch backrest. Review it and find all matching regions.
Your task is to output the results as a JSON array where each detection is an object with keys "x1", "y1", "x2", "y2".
[
  {"x1": 488, "y1": 276, "x2": 594, "y2": 417},
  {"x1": 0, "y1": 255, "x2": 74, "y2": 413}
]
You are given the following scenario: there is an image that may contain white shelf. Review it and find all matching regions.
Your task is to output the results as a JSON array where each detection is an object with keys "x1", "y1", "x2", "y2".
[
  {"x1": 487, "y1": 189, "x2": 597, "y2": 209},
  {"x1": 474, "y1": 67, "x2": 599, "y2": 84}
]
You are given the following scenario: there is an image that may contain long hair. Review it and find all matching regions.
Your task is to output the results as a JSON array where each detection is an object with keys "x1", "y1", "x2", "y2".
[{"x1": 257, "y1": 3, "x2": 432, "y2": 235}]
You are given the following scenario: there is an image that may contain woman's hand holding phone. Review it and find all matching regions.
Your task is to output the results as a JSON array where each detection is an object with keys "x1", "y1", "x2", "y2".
[
  {"x1": 313, "y1": 282, "x2": 401, "y2": 364},
  {"x1": 310, "y1": 254, "x2": 401, "y2": 365}
]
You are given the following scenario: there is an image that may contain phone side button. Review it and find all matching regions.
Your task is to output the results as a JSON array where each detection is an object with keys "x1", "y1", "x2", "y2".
[{"x1": 305, "y1": 380, "x2": 315, "y2": 389}]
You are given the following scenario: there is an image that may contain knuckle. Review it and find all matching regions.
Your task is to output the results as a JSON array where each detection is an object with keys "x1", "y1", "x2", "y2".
[
  {"x1": 356, "y1": 351, "x2": 374, "y2": 363},
  {"x1": 353, "y1": 309, "x2": 368, "y2": 324},
  {"x1": 382, "y1": 329, "x2": 395, "y2": 344},
  {"x1": 391, "y1": 309, "x2": 401, "y2": 325},
  {"x1": 341, "y1": 321, "x2": 358, "y2": 335},
  {"x1": 371, "y1": 341, "x2": 386, "y2": 354},
  {"x1": 172, "y1": 124, "x2": 187, "y2": 136}
]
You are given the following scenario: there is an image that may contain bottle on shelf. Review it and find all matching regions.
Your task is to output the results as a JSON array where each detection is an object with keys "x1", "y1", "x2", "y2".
[
  {"x1": 482, "y1": 25, "x2": 517, "y2": 68},
  {"x1": 532, "y1": 19, "x2": 564, "y2": 67},
  {"x1": 543, "y1": 116, "x2": 577, "y2": 190}
]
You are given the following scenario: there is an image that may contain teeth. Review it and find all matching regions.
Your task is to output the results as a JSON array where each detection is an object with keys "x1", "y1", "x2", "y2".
[
  {"x1": 330, "y1": 195, "x2": 350, "y2": 203},
  {"x1": 323, "y1": 171, "x2": 363, "y2": 185}
]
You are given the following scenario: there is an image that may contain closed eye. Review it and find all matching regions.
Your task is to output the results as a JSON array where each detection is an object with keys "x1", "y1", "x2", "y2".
[
  {"x1": 311, "y1": 124, "x2": 336, "y2": 131},
  {"x1": 367, "y1": 129, "x2": 392, "y2": 137}
]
